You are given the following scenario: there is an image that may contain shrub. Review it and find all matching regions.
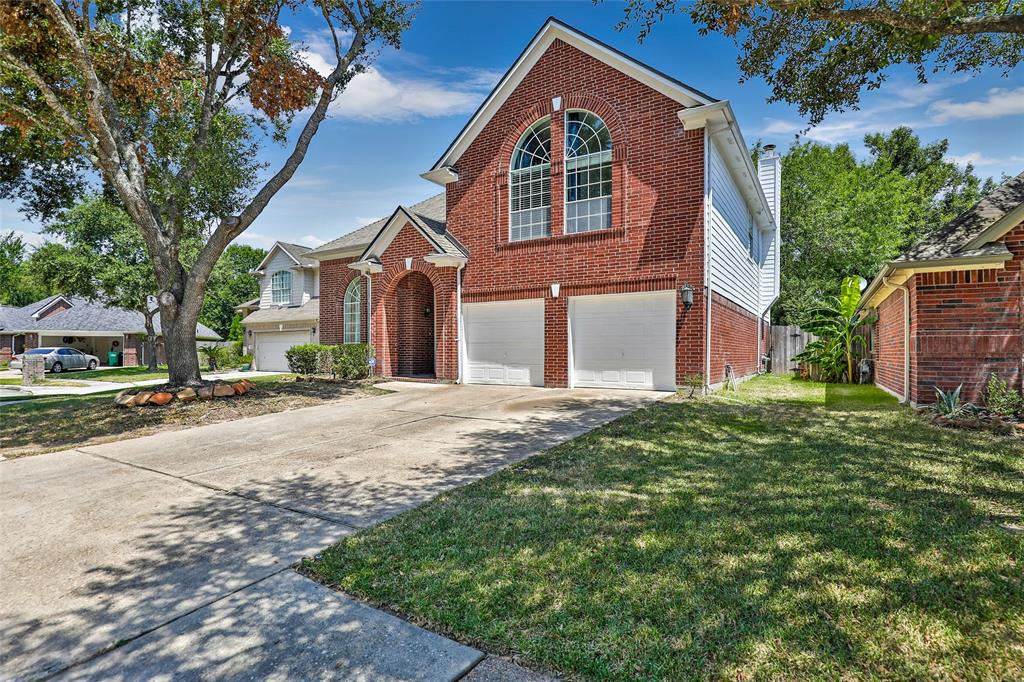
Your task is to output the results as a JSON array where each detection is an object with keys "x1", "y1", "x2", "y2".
[
  {"x1": 933, "y1": 384, "x2": 971, "y2": 417},
  {"x1": 285, "y1": 343, "x2": 373, "y2": 379},
  {"x1": 983, "y1": 373, "x2": 1023, "y2": 417},
  {"x1": 285, "y1": 343, "x2": 321, "y2": 375},
  {"x1": 198, "y1": 344, "x2": 226, "y2": 371}
]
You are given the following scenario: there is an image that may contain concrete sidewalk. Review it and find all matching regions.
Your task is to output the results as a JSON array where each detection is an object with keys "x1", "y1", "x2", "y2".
[
  {"x1": 2, "y1": 382, "x2": 662, "y2": 679},
  {"x1": 1, "y1": 369, "x2": 282, "y2": 398}
]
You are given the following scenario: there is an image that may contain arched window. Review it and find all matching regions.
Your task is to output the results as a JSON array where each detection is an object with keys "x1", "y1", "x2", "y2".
[
  {"x1": 509, "y1": 117, "x2": 551, "y2": 241},
  {"x1": 343, "y1": 279, "x2": 361, "y2": 344},
  {"x1": 271, "y1": 270, "x2": 292, "y2": 304},
  {"x1": 565, "y1": 111, "x2": 612, "y2": 233}
]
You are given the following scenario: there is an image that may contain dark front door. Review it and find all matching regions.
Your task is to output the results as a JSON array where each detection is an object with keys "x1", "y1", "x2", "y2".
[{"x1": 395, "y1": 271, "x2": 435, "y2": 377}]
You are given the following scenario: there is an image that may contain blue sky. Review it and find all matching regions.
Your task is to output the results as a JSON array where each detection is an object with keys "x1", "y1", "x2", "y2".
[{"x1": 3, "y1": 0, "x2": 1023, "y2": 251}]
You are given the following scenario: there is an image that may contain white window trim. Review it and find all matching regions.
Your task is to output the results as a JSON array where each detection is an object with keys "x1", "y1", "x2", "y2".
[
  {"x1": 563, "y1": 109, "x2": 613, "y2": 235},
  {"x1": 343, "y1": 279, "x2": 361, "y2": 344},
  {"x1": 509, "y1": 117, "x2": 552, "y2": 242},
  {"x1": 271, "y1": 270, "x2": 292, "y2": 305}
]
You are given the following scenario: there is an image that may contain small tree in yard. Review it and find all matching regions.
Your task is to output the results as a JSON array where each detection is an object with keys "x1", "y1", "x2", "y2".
[
  {"x1": 793, "y1": 276, "x2": 875, "y2": 383},
  {"x1": 1, "y1": 0, "x2": 412, "y2": 386}
]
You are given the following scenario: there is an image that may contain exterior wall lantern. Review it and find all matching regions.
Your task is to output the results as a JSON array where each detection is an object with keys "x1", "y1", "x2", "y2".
[
  {"x1": 424, "y1": 304, "x2": 432, "y2": 318},
  {"x1": 680, "y1": 283, "x2": 694, "y2": 310}
]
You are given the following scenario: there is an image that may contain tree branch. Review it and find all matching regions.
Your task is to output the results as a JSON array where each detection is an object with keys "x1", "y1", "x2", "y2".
[{"x1": 0, "y1": 47, "x2": 97, "y2": 146}]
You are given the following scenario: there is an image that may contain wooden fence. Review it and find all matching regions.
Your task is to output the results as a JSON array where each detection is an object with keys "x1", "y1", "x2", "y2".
[{"x1": 769, "y1": 325, "x2": 816, "y2": 374}]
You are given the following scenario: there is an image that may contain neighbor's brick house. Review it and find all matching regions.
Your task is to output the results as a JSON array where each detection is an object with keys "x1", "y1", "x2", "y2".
[
  {"x1": 866, "y1": 171, "x2": 1024, "y2": 405},
  {"x1": 304, "y1": 18, "x2": 781, "y2": 391}
]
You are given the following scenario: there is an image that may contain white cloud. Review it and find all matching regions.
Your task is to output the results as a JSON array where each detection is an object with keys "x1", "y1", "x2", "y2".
[
  {"x1": 11, "y1": 230, "x2": 49, "y2": 249},
  {"x1": 329, "y1": 67, "x2": 489, "y2": 121},
  {"x1": 296, "y1": 234, "x2": 326, "y2": 247},
  {"x1": 233, "y1": 231, "x2": 279, "y2": 249},
  {"x1": 928, "y1": 87, "x2": 1024, "y2": 123},
  {"x1": 947, "y1": 152, "x2": 1024, "y2": 168}
]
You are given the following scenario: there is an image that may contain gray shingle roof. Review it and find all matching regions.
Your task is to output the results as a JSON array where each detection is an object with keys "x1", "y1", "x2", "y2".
[
  {"x1": 898, "y1": 171, "x2": 1024, "y2": 262},
  {"x1": 308, "y1": 193, "x2": 451, "y2": 257},
  {"x1": 240, "y1": 298, "x2": 319, "y2": 325},
  {"x1": 0, "y1": 295, "x2": 220, "y2": 339},
  {"x1": 276, "y1": 242, "x2": 318, "y2": 267}
]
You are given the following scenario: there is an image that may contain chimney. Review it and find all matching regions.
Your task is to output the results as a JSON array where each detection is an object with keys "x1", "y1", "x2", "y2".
[{"x1": 758, "y1": 144, "x2": 781, "y2": 226}]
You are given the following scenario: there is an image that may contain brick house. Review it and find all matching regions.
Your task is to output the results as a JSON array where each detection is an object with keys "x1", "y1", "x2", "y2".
[
  {"x1": 864, "y1": 171, "x2": 1024, "y2": 405},
  {"x1": 306, "y1": 18, "x2": 781, "y2": 391},
  {"x1": 1, "y1": 294, "x2": 220, "y2": 368}
]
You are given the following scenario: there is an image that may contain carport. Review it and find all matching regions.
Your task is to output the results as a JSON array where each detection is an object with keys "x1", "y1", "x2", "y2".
[{"x1": 39, "y1": 333, "x2": 126, "y2": 365}]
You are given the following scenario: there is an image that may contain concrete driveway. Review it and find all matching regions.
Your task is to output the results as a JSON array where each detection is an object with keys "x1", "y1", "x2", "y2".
[{"x1": 0, "y1": 382, "x2": 662, "y2": 680}]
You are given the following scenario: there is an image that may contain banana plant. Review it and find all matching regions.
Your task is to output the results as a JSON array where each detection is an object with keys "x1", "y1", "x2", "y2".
[{"x1": 793, "y1": 277, "x2": 876, "y2": 383}]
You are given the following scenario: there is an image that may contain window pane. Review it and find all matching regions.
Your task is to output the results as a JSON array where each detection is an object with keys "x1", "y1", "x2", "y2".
[{"x1": 564, "y1": 111, "x2": 612, "y2": 234}]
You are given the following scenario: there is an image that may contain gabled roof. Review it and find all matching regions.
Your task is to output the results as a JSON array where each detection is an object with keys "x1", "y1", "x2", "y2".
[
  {"x1": 423, "y1": 17, "x2": 717, "y2": 183},
  {"x1": 241, "y1": 298, "x2": 319, "y2": 325},
  {"x1": 255, "y1": 241, "x2": 317, "y2": 272},
  {"x1": 357, "y1": 194, "x2": 468, "y2": 262},
  {"x1": 0, "y1": 295, "x2": 220, "y2": 339},
  {"x1": 31, "y1": 294, "x2": 73, "y2": 319},
  {"x1": 861, "y1": 170, "x2": 1024, "y2": 309},
  {"x1": 899, "y1": 170, "x2": 1024, "y2": 262},
  {"x1": 307, "y1": 193, "x2": 450, "y2": 260}
]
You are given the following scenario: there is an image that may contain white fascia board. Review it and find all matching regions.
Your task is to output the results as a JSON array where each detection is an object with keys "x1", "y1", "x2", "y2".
[
  {"x1": 31, "y1": 295, "x2": 73, "y2": 319},
  {"x1": 348, "y1": 260, "x2": 384, "y2": 274},
  {"x1": 681, "y1": 101, "x2": 775, "y2": 231},
  {"x1": 34, "y1": 329, "x2": 135, "y2": 337},
  {"x1": 254, "y1": 242, "x2": 300, "y2": 272},
  {"x1": 424, "y1": 253, "x2": 468, "y2": 267},
  {"x1": 421, "y1": 167, "x2": 459, "y2": 186},
  {"x1": 425, "y1": 18, "x2": 714, "y2": 177},
  {"x1": 963, "y1": 201, "x2": 1024, "y2": 251}
]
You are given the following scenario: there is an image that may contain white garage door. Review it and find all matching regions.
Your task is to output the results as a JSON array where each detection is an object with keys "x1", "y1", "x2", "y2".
[
  {"x1": 570, "y1": 291, "x2": 676, "y2": 391},
  {"x1": 463, "y1": 299, "x2": 544, "y2": 386},
  {"x1": 256, "y1": 330, "x2": 310, "y2": 372}
]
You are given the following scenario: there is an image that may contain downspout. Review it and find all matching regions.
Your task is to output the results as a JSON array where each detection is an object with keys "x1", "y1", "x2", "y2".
[
  {"x1": 883, "y1": 276, "x2": 910, "y2": 404},
  {"x1": 703, "y1": 126, "x2": 713, "y2": 391},
  {"x1": 456, "y1": 263, "x2": 465, "y2": 384},
  {"x1": 759, "y1": 294, "x2": 779, "y2": 372}
]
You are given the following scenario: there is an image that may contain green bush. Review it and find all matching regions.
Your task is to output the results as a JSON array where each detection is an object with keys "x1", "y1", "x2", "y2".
[
  {"x1": 284, "y1": 343, "x2": 373, "y2": 379},
  {"x1": 983, "y1": 373, "x2": 1023, "y2": 417}
]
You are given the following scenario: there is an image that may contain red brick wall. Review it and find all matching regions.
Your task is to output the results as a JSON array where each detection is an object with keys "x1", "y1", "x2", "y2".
[
  {"x1": 444, "y1": 39, "x2": 707, "y2": 386},
  {"x1": 37, "y1": 299, "x2": 71, "y2": 319},
  {"x1": 122, "y1": 335, "x2": 139, "y2": 367},
  {"x1": 319, "y1": 256, "x2": 364, "y2": 346},
  {"x1": 394, "y1": 271, "x2": 435, "y2": 375},
  {"x1": 709, "y1": 292, "x2": 759, "y2": 383},
  {"x1": 872, "y1": 221, "x2": 1023, "y2": 404},
  {"x1": 0, "y1": 334, "x2": 12, "y2": 363},
  {"x1": 874, "y1": 286, "x2": 908, "y2": 399}
]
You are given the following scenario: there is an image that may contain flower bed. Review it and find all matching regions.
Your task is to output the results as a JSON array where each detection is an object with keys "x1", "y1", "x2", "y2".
[{"x1": 114, "y1": 379, "x2": 255, "y2": 407}]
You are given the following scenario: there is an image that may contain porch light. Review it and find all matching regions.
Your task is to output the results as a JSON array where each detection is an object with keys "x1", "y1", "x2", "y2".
[
  {"x1": 424, "y1": 304, "x2": 432, "y2": 318},
  {"x1": 680, "y1": 283, "x2": 694, "y2": 310}
]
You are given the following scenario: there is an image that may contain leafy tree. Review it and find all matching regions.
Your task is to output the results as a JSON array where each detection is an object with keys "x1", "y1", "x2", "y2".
[
  {"x1": 0, "y1": 231, "x2": 50, "y2": 306},
  {"x1": 200, "y1": 244, "x2": 265, "y2": 339},
  {"x1": 793, "y1": 276, "x2": 874, "y2": 383},
  {"x1": 616, "y1": 1, "x2": 1024, "y2": 124},
  {"x1": 29, "y1": 197, "x2": 168, "y2": 369},
  {"x1": 1, "y1": 0, "x2": 412, "y2": 385},
  {"x1": 776, "y1": 127, "x2": 993, "y2": 325}
]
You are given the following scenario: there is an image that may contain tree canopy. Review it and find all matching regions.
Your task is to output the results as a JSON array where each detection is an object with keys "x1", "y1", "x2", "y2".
[
  {"x1": 0, "y1": 231, "x2": 51, "y2": 307},
  {"x1": 775, "y1": 127, "x2": 995, "y2": 324},
  {"x1": 616, "y1": 0, "x2": 1024, "y2": 124},
  {"x1": 200, "y1": 243, "x2": 265, "y2": 339},
  {"x1": 0, "y1": 0, "x2": 412, "y2": 385}
]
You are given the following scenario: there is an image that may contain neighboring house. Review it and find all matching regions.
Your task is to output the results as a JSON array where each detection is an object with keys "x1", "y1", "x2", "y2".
[
  {"x1": 302, "y1": 18, "x2": 780, "y2": 392},
  {"x1": 240, "y1": 242, "x2": 320, "y2": 370},
  {"x1": 864, "y1": 171, "x2": 1024, "y2": 405},
  {"x1": 0, "y1": 295, "x2": 220, "y2": 367}
]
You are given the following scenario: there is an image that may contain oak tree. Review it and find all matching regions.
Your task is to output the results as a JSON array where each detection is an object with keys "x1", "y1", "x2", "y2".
[{"x1": 1, "y1": 0, "x2": 412, "y2": 385}]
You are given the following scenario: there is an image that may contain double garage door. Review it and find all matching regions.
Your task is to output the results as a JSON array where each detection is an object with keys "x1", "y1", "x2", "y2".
[{"x1": 462, "y1": 291, "x2": 676, "y2": 391}]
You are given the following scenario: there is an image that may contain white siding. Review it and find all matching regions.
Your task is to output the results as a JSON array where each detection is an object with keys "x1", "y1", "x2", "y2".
[
  {"x1": 759, "y1": 228, "x2": 779, "y2": 312},
  {"x1": 258, "y1": 248, "x2": 302, "y2": 307},
  {"x1": 708, "y1": 140, "x2": 760, "y2": 314},
  {"x1": 757, "y1": 154, "x2": 782, "y2": 313}
]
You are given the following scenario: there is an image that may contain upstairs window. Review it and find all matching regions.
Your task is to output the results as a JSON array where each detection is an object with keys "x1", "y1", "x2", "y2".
[
  {"x1": 509, "y1": 117, "x2": 551, "y2": 241},
  {"x1": 343, "y1": 279, "x2": 361, "y2": 344},
  {"x1": 271, "y1": 270, "x2": 292, "y2": 304},
  {"x1": 565, "y1": 111, "x2": 612, "y2": 234}
]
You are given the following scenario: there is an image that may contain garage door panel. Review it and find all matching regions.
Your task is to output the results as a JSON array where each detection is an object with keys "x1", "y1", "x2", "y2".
[
  {"x1": 464, "y1": 300, "x2": 544, "y2": 386},
  {"x1": 256, "y1": 331, "x2": 310, "y2": 372},
  {"x1": 570, "y1": 291, "x2": 676, "y2": 391}
]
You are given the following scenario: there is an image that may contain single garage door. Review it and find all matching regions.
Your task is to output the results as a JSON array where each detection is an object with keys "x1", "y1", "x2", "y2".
[
  {"x1": 256, "y1": 330, "x2": 311, "y2": 372},
  {"x1": 463, "y1": 299, "x2": 544, "y2": 386},
  {"x1": 570, "y1": 290, "x2": 676, "y2": 391}
]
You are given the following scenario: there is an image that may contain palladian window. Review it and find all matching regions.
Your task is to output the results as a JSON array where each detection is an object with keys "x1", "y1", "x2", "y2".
[
  {"x1": 343, "y1": 279, "x2": 361, "y2": 344},
  {"x1": 565, "y1": 111, "x2": 612, "y2": 233},
  {"x1": 509, "y1": 117, "x2": 551, "y2": 241}
]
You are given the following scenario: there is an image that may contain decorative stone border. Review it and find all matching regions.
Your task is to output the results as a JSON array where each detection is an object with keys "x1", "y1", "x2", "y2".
[{"x1": 115, "y1": 380, "x2": 255, "y2": 407}]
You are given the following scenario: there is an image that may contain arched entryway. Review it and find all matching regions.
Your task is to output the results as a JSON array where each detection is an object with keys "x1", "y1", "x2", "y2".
[{"x1": 394, "y1": 270, "x2": 435, "y2": 377}]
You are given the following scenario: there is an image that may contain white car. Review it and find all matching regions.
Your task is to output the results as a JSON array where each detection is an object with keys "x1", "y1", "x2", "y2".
[{"x1": 10, "y1": 347, "x2": 100, "y2": 373}]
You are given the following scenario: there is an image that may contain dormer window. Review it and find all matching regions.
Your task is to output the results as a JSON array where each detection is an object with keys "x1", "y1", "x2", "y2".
[
  {"x1": 509, "y1": 117, "x2": 551, "y2": 241},
  {"x1": 565, "y1": 111, "x2": 612, "y2": 234},
  {"x1": 271, "y1": 270, "x2": 292, "y2": 304}
]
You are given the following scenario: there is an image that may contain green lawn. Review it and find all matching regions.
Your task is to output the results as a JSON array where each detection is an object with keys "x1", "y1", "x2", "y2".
[
  {"x1": 304, "y1": 375, "x2": 1023, "y2": 681},
  {"x1": 72, "y1": 365, "x2": 170, "y2": 382},
  {"x1": 0, "y1": 378, "x2": 89, "y2": 387}
]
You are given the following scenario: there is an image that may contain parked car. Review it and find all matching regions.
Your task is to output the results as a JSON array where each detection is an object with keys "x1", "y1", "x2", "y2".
[{"x1": 10, "y1": 347, "x2": 100, "y2": 373}]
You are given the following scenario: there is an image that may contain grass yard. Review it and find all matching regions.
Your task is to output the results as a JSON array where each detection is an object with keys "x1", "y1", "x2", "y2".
[
  {"x1": 304, "y1": 375, "x2": 1023, "y2": 681},
  {"x1": 0, "y1": 378, "x2": 88, "y2": 387},
  {"x1": 72, "y1": 365, "x2": 170, "y2": 382},
  {"x1": 0, "y1": 375, "x2": 388, "y2": 458}
]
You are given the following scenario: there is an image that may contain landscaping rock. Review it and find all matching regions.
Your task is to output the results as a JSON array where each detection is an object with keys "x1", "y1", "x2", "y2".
[
  {"x1": 150, "y1": 392, "x2": 173, "y2": 406},
  {"x1": 176, "y1": 387, "x2": 197, "y2": 402},
  {"x1": 213, "y1": 383, "x2": 235, "y2": 398},
  {"x1": 198, "y1": 386, "x2": 215, "y2": 400},
  {"x1": 115, "y1": 393, "x2": 137, "y2": 408},
  {"x1": 134, "y1": 391, "x2": 155, "y2": 406}
]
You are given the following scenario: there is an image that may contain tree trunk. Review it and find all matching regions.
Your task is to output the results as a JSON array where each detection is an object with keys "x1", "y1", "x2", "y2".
[
  {"x1": 143, "y1": 311, "x2": 158, "y2": 371},
  {"x1": 159, "y1": 281, "x2": 204, "y2": 386}
]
